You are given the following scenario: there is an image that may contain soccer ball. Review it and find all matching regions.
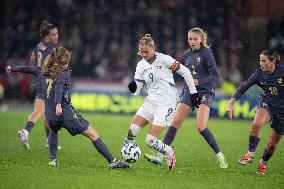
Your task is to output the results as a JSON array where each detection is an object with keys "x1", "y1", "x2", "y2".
[{"x1": 121, "y1": 143, "x2": 141, "y2": 163}]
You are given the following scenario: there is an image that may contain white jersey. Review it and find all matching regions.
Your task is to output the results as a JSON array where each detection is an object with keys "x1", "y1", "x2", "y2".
[{"x1": 134, "y1": 52, "x2": 179, "y2": 106}]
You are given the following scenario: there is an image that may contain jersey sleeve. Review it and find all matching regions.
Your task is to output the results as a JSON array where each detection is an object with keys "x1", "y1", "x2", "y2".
[
  {"x1": 133, "y1": 62, "x2": 144, "y2": 95},
  {"x1": 133, "y1": 62, "x2": 145, "y2": 83},
  {"x1": 162, "y1": 55, "x2": 179, "y2": 71},
  {"x1": 232, "y1": 69, "x2": 259, "y2": 100},
  {"x1": 11, "y1": 66, "x2": 40, "y2": 76},
  {"x1": 163, "y1": 54, "x2": 197, "y2": 94}
]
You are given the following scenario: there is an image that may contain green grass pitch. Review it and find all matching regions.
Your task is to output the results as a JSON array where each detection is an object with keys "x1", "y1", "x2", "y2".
[{"x1": 0, "y1": 111, "x2": 283, "y2": 189}]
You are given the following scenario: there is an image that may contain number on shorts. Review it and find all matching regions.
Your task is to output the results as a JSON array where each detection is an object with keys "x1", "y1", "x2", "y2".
[
  {"x1": 46, "y1": 78, "x2": 53, "y2": 98},
  {"x1": 165, "y1": 108, "x2": 173, "y2": 118}
]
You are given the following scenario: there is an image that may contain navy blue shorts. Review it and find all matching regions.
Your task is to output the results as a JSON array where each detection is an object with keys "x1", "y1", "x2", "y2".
[
  {"x1": 270, "y1": 114, "x2": 284, "y2": 135},
  {"x1": 257, "y1": 95, "x2": 283, "y2": 135},
  {"x1": 180, "y1": 88, "x2": 213, "y2": 110},
  {"x1": 36, "y1": 93, "x2": 45, "y2": 100},
  {"x1": 256, "y1": 95, "x2": 272, "y2": 119},
  {"x1": 48, "y1": 112, "x2": 89, "y2": 136}
]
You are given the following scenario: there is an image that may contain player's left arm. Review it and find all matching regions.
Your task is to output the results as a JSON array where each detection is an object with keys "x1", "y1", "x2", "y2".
[
  {"x1": 164, "y1": 55, "x2": 197, "y2": 94},
  {"x1": 54, "y1": 71, "x2": 69, "y2": 115},
  {"x1": 6, "y1": 65, "x2": 39, "y2": 76},
  {"x1": 198, "y1": 50, "x2": 219, "y2": 86}
]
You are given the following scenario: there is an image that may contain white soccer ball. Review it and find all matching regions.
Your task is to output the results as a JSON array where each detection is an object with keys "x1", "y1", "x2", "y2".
[{"x1": 121, "y1": 143, "x2": 141, "y2": 163}]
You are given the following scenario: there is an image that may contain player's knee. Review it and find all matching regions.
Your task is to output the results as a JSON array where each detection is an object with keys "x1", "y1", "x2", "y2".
[
  {"x1": 196, "y1": 123, "x2": 206, "y2": 132},
  {"x1": 252, "y1": 121, "x2": 264, "y2": 130},
  {"x1": 145, "y1": 134, "x2": 156, "y2": 148}
]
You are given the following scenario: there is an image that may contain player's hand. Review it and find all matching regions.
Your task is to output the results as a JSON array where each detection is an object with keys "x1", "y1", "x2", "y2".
[
  {"x1": 6, "y1": 66, "x2": 12, "y2": 74},
  {"x1": 128, "y1": 80, "x2": 137, "y2": 93},
  {"x1": 226, "y1": 103, "x2": 234, "y2": 119},
  {"x1": 55, "y1": 104, "x2": 62, "y2": 116},
  {"x1": 190, "y1": 93, "x2": 202, "y2": 108}
]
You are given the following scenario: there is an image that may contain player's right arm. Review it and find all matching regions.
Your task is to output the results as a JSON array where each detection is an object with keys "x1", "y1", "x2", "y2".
[
  {"x1": 6, "y1": 65, "x2": 39, "y2": 76},
  {"x1": 129, "y1": 63, "x2": 144, "y2": 96},
  {"x1": 226, "y1": 69, "x2": 259, "y2": 119}
]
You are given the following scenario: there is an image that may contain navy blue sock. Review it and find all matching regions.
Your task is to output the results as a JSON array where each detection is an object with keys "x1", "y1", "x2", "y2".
[
  {"x1": 45, "y1": 128, "x2": 50, "y2": 139},
  {"x1": 248, "y1": 135, "x2": 260, "y2": 152},
  {"x1": 93, "y1": 138, "x2": 115, "y2": 163},
  {"x1": 48, "y1": 132, "x2": 58, "y2": 160},
  {"x1": 200, "y1": 128, "x2": 220, "y2": 154},
  {"x1": 24, "y1": 121, "x2": 34, "y2": 132},
  {"x1": 262, "y1": 148, "x2": 273, "y2": 162},
  {"x1": 163, "y1": 126, "x2": 177, "y2": 145}
]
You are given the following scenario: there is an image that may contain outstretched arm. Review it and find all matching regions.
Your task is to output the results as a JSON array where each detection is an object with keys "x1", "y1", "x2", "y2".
[
  {"x1": 6, "y1": 65, "x2": 39, "y2": 76},
  {"x1": 226, "y1": 69, "x2": 259, "y2": 119},
  {"x1": 174, "y1": 61, "x2": 197, "y2": 94}
]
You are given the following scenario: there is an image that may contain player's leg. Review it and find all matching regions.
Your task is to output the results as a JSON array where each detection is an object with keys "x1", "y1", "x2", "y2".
[
  {"x1": 83, "y1": 126, "x2": 129, "y2": 169},
  {"x1": 63, "y1": 113, "x2": 129, "y2": 169},
  {"x1": 163, "y1": 103, "x2": 192, "y2": 145},
  {"x1": 239, "y1": 107, "x2": 270, "y2": 165},
  {"x1": 44, "y1": 115, "x2": 62, "y2": 150},
  {"x1": 145, "y1": 104, "x2": 177, "y2": 170},
  {"x1": 257, "y1": 129, "x2": 282, "y2": 175},
  {"x1": 18, "y1": 98, "x2": 44, "y2": 150},
  {"x1": 196, "y1": 104, "x2": 228, "y2": 168},
  {"x1": 145, "y1": 124, "x2": 176, "y2": 170},
  {"x1": 47, "y1": 120, "x2": 61, "y2": 166},
  {"x1": 124, "y1": 103, "x2": 151, "y2": 144},
  {"x1": 144, "y1": 103, "x2": 192, "y2": 165}
]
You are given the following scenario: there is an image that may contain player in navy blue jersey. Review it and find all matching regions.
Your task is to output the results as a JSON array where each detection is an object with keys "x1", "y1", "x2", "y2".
[
  {"x1": 7, "y1": 47, "x2": 129, "y2": 169},
  {"x1": 15, "y1": 20, "x2": 60, "y2": 150},
  {"x1": 144, "y1": 27, "x2": 228, "y2": 168},
  {"x1": 226, "y1": 50, "x2": 283, "y2": 174}
]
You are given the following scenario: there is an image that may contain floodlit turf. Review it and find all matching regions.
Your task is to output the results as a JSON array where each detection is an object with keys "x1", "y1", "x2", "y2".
[{"x1": 0, "y1": 111, "x2": 283, "y2": 189}]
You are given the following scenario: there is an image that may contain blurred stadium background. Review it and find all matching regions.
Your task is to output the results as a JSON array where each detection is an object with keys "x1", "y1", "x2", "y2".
[{"x1": 0, "y1": 0, "x2": 284, "y2": 115}]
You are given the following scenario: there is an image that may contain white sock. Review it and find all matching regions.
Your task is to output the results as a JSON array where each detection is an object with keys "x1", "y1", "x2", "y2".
[
  {"x1": 145, "y1": 134, "x2": 171, "y2": 155},
  {"x1": 125, "y1": 124, "x2": 141, "y2": 144}
]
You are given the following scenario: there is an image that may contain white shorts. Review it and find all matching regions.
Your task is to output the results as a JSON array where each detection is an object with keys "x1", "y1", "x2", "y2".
[{"x1": 136, "y1": 101, "x2": 177, "y2": 127}]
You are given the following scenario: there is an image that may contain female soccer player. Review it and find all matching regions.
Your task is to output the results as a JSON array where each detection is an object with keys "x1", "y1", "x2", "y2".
[
  {"x1": 17, "y1": 20, "x2": 60, "y2": 150},
  {"x1": 226, "y1": 50, "x2": 283, "y2": 174},
  {"x1": 6, "y1": 47, "x2": 129, "y2": 169},
  {"x1": 124, "y1": 34, "x2": 201, "y2": 170},
  {"x1": 144, "y1": 28, "x2": 228, "y2": 169}
]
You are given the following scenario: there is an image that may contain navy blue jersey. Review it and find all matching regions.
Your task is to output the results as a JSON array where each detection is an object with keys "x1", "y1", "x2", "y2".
[
  {"x1": 44, "y1": 70, "x2": 74, "y2": 121},
  {"x1": 181, "y1": 47, "x2": 219, "y2": 95},
  {"x1": 34, "y1": 42, "x2": 56, "y2": 67},
  {"x1": 32, "y1": 42, "x2": 56, "y2": 96},
  {"x1": 233, "y1": 64, "x2": 284, "y2": 116}
]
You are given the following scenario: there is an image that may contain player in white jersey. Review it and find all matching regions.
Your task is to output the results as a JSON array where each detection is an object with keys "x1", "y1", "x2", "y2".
[{"x1": 123, "y1": 34, "x2": 201, "y2": 170}]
